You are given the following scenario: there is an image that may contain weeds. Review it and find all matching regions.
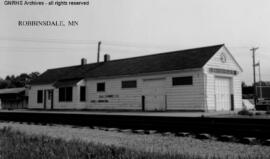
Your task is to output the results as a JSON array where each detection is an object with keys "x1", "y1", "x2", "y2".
[
  {"x1": 0, "y1": 127, "x2": 201, "y2": 159},
  {"x1": 0, "y1": 126, "x2": 269, "y2": 159}
]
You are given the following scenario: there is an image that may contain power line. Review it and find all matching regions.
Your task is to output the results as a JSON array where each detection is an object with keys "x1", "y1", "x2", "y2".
[
  {"x1": 0, "y1": 37, "x2": 98, "y2": 45},
  {"x1": 3, "y1": 37, "x2": 270, "y2": 51},
  {"x1": 0, "y1": 37, "x2": 186, "y2": 50}
]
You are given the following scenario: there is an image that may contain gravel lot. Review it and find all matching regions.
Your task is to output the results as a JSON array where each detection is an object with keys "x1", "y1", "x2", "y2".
[{"x1": 0, "y1": 121, "x2": 269, "y2": 158}]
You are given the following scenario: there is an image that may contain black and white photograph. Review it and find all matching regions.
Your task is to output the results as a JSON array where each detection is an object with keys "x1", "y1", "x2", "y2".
[{"x1": 0, "y1": 0, "x2": 270, "y2": 158}]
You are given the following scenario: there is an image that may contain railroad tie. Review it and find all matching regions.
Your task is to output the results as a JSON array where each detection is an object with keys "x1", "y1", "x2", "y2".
[
  {"x1": 162, "y1": 132, "x2": 174, "y2": 136},
  {"x1": 240, "y1": 137, "x2": 257, "y2": 144},
  {"x1": 93, "y1": 126, "x2": 100, "y2": 129},
  {"x1": 196, "y1": 133, "x2": 211, "y2": 140},
  {"x1": 108, "y1": 128, "x2": 119, "y2": 132},
  {"x1": 175, "y1": 132, "x2": 190, "y2": 137},
  {"x1": 99, "y1": 127, "x2": 107, "y2": 131},
  {"x1": 133, "y1": 129, "x2": 145, "y2": 134},
  {"x1": 120, "y1": 129, "x2": 132, "y2": 133},
  {"x1": 263, "y1": 139, "x2": 270, "y2": 146},
  {"x1": 218, "y1": 135, "x2": 234, "y2": 142},
  {"x1": 145, "y1": 130, "x2": 157, "y2": 134}
]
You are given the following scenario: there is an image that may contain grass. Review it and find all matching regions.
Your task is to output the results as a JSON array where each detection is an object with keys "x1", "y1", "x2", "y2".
[
  {"x1": 0, "y1": 123, "x2": 270, "y2": 159},
  {"x1": 0, "y1": 127, "x2": 202, "y2": 159}
]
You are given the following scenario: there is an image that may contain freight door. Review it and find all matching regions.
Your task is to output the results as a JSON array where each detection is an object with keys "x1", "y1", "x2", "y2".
[
  {"x1": 215, "y1": 77, "x2": 231, "y2": 111},
  {"x1": 143, "y1": 78, "x2": 166, "y2": 111}
]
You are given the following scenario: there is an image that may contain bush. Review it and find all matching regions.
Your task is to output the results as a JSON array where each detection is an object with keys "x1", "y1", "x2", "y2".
[
  {"x1": 238, "y1": 109, "x2": 253, "y2": 116},
  {"x1": 255, "y1": 112, "x2": 262, "y2": 115}
]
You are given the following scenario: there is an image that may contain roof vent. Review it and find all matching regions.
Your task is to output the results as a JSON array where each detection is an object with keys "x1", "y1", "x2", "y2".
[
  {"x1": 104, "y1": 54, "x2": 111, "y2": 62},
  {"x1": 81, "y1": 58, "x2": 87, "y2": 65}
]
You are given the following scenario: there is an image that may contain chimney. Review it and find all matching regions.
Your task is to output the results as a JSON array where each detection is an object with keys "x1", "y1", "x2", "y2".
[
  {"x1": 81, "y1": 58, "x2": 87, "y2": 65},
  {"x1": 104, "y1": 54, "x2": 111, "y2": 62}
]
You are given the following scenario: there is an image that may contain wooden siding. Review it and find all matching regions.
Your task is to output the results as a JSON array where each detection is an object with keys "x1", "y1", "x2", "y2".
[
  {"x1": 28, "y1": 84, "x2": 54, "y2": 109},
  {"x1": 204, "y1": 46, "x2": 243, "y2": 111},
  {"x1": 29, "y1": 70, "x2": 206, "y2": 111},
  {"x1": 85, "y1": 70, "x2": 205, "y2": 111},
  {"x1": 28, "y1": 80, "x2": 87, "y2": 109}
]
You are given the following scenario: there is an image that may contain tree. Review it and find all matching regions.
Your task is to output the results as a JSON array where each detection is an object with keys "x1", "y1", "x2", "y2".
[
  {"x1": 0, "y1": 72, "x2": 40, "y2": 89},
  {"x1": 29, "y1": 72, "x2": 40, "y2": 81},
  {"x1": 0, "y1": 78, "x2": 8, "y2": 89}
]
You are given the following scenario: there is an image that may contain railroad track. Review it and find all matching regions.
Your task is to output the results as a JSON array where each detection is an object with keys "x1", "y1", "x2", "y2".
[{"x1": 0, "y1": 111, "x2": 270, "y2": 145}]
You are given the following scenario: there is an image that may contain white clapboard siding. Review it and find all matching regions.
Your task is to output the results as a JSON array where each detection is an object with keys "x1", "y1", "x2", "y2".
[
  {"x1": 53, "y1": 80, "x2": 86, "y2": 109},
  {"x1": 28, "y1": 84, "x2": 54, "y2": 109},
  {"x1": 85, "y1": 70, "x2": 205, "y2": 111},
  {"x1": 166, "y1": 71, "x2": 204, "y2": 110},
  {"x1": 204, "y1": 46, "x2": 243, "y2": 111},
  {"x1": 86, "y1": 77, "x2": 143, "y2": 110},
  {"x1": 28, "y1": 80, "x2": 87, "y2": 110},
  {"x1": 233, "y1": 76, "x2": 243, "y2": 110}
]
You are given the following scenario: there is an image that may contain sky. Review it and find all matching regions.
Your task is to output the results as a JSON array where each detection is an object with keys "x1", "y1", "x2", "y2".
[{"x1": 0, "y1": 0, "x2": 270, "y2": 85}]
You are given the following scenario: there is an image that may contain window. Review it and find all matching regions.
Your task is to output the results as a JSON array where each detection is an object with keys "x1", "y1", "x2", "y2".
[
  {"x1": 122, "y1": 80, "x2": 137, "y2": 88},
  {"x1": 80, "y1": 86, "x2": 86, "y2": 102},
  {"x1": 37, "y1": 90, "x2": 43, "y2": 103},
  {"x1": 59, "y1": 87, "x2": 73, "y2": 102},
  {"x1": 172, "y1": 76, "x2": 193, "y2": 86},
  {"x1": 97, "y1": 82, "x2": 105, "y2": 92}
]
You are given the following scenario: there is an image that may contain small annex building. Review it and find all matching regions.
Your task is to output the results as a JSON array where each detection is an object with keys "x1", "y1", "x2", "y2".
[
  {"x1": 29, "y1": 44, "x2": 243, "y2": 111},
  {"x1": 0, "y1": 87, "x2": 28, "y2": 109}
]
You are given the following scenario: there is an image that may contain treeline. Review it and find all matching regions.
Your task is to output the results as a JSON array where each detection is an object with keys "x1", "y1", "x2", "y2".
[{"x1": 0, "y1": 72, "x2": 40, "y2": 89}]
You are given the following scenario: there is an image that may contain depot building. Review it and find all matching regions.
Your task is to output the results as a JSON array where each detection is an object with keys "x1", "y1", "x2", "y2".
[{"x1": 28, "y1": 44, "x2": 243, "y2": 111}]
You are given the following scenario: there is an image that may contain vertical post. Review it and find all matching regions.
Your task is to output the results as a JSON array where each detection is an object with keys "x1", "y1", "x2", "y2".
[
  {"x1": 51, "y1": 90, "x2": 54, "y2": 110},
  {"x1": 142, "y1": 96, "x2": 145, "y2": 112},
  {"x1": 258, "y1": 63, "x2": 263, "y2": 99},
  {"x1": 230, "y1": 94, "x2": 234, "y2": 111},
  {"x1": 251, "y1": 47, "x2": 259, "y2": 106},
  {"x1": 97, "y1": 41, "x2": 102, "y2": 63},
  {"x1": 165, "y1": 94, "x2": 167, "y2": 111},
  {"x1": 44, "y1": 90, "x2": 46, "y2": 110}
]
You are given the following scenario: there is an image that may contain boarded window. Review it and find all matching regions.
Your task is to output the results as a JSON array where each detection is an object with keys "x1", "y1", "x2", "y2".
[
  {"x1": 97, "y1": 82, "x2": 105, "y2": 92},
  {"x1": 80, "y1": 86, "x2": 86, "y2": 101},
  {"x1": 59, "y1": 87, "x2": 73, "y2": 102},
  {"x1": 37, "y1": 90, "x2": 43, "y2": 103},
  {"x1": 122, "y1": 80, "x2": 137, "y2": 88},
  {"x1": 172, "y1": 76, "x2": 193, "y2": 86}
]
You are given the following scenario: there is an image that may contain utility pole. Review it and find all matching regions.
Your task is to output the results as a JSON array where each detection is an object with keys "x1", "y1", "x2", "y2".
[
  {"x1": 258, "y1": 62, "x2": 263, "y2": 99},
  {"x1": 250, "y1": 47, "x2": 259, "y2": 106},
  {"x1": 97, "y1": 41, "x2": 102, "y2": 63}
]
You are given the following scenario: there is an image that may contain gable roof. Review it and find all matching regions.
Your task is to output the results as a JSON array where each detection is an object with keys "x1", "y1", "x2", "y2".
[{"x1": 30, "y1": 44, "x2": 224, "y2": 85}]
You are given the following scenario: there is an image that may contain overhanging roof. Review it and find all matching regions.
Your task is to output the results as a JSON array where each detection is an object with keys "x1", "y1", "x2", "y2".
[
  {"x1": 0, "y1": 88, "x2": 26, "y2": 95},
  {"x1": 53, "y1": 78, "x2": 83, "y2": 88}
]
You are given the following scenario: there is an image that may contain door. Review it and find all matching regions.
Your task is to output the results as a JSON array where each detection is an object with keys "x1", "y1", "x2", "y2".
[
  {"x1": 45, "y1": 89, "x2": 54, "y2": 110},
  {"x1": 143, "y1": 78, "x2": 166, "y2": 111},
  {"x1": 215, "y1": 77, "x2": 231, "y2": 111}
]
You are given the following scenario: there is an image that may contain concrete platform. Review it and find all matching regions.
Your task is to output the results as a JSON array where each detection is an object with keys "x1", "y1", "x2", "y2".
[{"x1": 0, "y1": 109, "x2": 237, "y2": 117}]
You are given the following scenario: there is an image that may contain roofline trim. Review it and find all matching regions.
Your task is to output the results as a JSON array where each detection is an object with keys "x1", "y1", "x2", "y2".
[
  {"x1": 201, "y1": 44, "x2": 224, "y2": 68},
  {"x1": 202, "y1": 45, "x2": 243, "y2": 72},
  {"x1": 223, "y1": 45, "x2": 244, "y2": 72}
]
